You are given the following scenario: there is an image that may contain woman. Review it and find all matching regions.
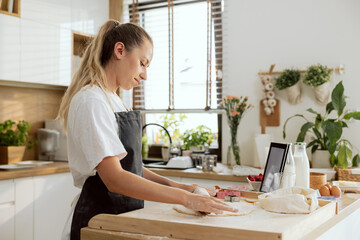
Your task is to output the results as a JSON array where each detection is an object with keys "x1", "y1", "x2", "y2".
[{"x1": 58, "y1": 20, "x2": 236, "y2": 240}]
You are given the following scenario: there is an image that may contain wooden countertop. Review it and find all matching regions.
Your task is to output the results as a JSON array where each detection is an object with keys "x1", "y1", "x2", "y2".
[
  {"x1": 82, "y1": 194, "x2": 360, "y2": 240},
  {"x1": 0, "y1": 161, "x2": 70, "y2": 180},
  {"x1": 0, "y1": 161, "x2": 246, "y2": 182},
  {"x1": 147, "y1": 164, "x2": 247, "y2": 182}
]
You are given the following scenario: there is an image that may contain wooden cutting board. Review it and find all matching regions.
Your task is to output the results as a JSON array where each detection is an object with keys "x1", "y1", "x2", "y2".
[
  {"x1": 259, "y1": 98, "x2": 280, "y2": 134},
  {"x1": 86, "y1": 200, "x2": 336, "y2": 240}
]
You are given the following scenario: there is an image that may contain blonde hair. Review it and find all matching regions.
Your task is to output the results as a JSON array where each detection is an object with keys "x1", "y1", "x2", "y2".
[{"x1": 57, "y1": 20, "x2": 152, "y2": 130}]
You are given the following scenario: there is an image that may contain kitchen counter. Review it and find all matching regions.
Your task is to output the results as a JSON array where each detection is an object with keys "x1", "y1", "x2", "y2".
[
  {"x1": 82, "y1": 194, "x2": 360, "y2": 240},
  {"x1": 0, "y1": 161, "x2": 247, "y2": 182},
  {"x1": 0, "y1": 161, "x2": 70, "y2": 180},
  {"x1": 147, "y1": 164, "x2": 248, "y2": 182}
]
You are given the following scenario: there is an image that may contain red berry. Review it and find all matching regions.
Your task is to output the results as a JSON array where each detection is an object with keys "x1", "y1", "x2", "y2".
[
  {"x1": 248, "y1": 175, "x2": 252, "y2": 179},
  {"x1": 249, "y1": 177, "x2": 255, "y2": 181},
  {"x1": 259, "y1": 173, "x2": 263, "y2": 177}
]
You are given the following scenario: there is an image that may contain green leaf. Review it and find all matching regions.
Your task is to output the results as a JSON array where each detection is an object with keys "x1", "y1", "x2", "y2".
[
  {"x1": 330, "y1": 154, "x2": 336, "y2": 166},
  {"x1": 296, "y1": 122, "x2": 314, "y2": 142},
  {"x1": 311, "y1": 144, "x2": 319, "y2": 153},
  {"x1": 322, "y1": 121, "x2": 342, "y2": 145},
  {"x1": 352, "y1": 154, "x2": 360, "y2": 167},
  {"x1": 344, "y1": 111, "x2": 360, "y2": 120},
  {"x1": 306, "y1": 108, "x2": 318, "y2": 115},
  {"x1": 331, "y1": 81, "x2": 346, "y2": 116},
  {"x1": 282, "y1": 114, "x2": 307, "y2": 139},
  {"x1": 339, "y1": 121, "x2": 348, "y2": 128},
  {"x1": 312, "y1": 128, "x2": 322, "y2": 140},
  {"x1": 337, "y1": 143, "x2": 352, "y2": 168},
  {"x1": 326, "y1": 102, "x2": 334, "y2": 114}
]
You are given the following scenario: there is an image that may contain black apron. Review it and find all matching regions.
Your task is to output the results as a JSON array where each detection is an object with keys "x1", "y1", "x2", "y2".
[{"x1": 70, "y1": 111, "x2": 144, "y2": 240}]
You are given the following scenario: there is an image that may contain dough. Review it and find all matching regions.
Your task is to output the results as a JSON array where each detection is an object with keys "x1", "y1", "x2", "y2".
[{"x1": 173, "y1": 201, "x2": 254, "y2": 217}]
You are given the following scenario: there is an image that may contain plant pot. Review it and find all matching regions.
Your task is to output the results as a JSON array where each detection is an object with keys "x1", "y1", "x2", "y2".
[
  {"x1": 0, "y1": 146, "x2": 26, "y2": 164},
  {"x1": 285, "y1": 81, "x2": 302, "y2": 105},
  {"x1": 314, "y1": 82, "x2": 331, "y2": 105},
  {"x1": 312, "y1": 150, "x2": 332, "y2": 168}
]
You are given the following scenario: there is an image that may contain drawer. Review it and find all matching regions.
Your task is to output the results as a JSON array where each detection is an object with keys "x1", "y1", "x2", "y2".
[{"x1": 0, "y1": 179, "x2": 15, "y2": 204}]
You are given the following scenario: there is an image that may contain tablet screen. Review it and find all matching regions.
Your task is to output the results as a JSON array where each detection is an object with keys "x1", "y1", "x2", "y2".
[{"x1": 259, "y1": 142, "x2": 289, "y2": 193}]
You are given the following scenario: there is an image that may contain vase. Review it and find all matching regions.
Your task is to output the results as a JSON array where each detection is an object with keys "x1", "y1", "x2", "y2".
[
  {"x1": 312, "y1": 150, "x2": 332, "y2": 168},
  {"x1": 226, "y1": 124, "x2": 241, "y2": 167},
  {"x1": 285, "y1": 81, "x2": 302, "y2": 105},
  {"x1": 314, "y1": 82, "x2": 331, "y2": 105}
]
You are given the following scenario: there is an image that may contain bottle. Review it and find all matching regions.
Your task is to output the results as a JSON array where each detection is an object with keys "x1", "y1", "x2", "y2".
[
  {"x1": 294, "y1": 142, "x2": 310, "y2": 188},
  {"x1": 282, "y1": 143, "x2": 296, "y2": 188}
]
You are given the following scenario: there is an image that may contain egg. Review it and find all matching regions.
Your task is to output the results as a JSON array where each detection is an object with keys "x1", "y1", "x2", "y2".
[
  {"x1": 319, "y1": 185, "x2": 330, "y2": 196},
  {"x1": 330, "y1": 185, "x2": 342, "y2": 197}
]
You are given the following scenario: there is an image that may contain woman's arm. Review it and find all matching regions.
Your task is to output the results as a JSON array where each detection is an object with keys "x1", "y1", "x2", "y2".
[{"x1": 97, "y1": 156, "x2": 235, "y2": 214}]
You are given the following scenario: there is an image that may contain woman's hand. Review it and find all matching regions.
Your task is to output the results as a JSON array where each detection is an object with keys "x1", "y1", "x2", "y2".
[
  {"x1": 180, "y1": 184, "x2": 218, "y2": 197},
  {"x1": 183, "y1": 194, "x2": 238, "y2": 214}
]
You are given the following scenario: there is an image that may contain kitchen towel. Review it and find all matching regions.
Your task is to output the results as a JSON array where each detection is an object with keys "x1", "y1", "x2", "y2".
[{"x1": 258, "y1": 187, "x2": 319, "y2": 214}]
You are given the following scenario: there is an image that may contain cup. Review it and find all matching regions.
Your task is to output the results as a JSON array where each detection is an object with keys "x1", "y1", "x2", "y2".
[
  {"x1": 273, "y1": 172, "x2": 296, "y2": 190},
  {"x1": 202, "y1": 155, "x2": 217, "y2": 172}
]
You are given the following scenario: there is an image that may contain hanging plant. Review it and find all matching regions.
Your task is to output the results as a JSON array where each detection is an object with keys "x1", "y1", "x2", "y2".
[
  {"x1": 303, "y1": 64, "x2": 332, "y2": 104},
  {"x1": 275, "y1": 69, "x2": 302, "y2": 104}
]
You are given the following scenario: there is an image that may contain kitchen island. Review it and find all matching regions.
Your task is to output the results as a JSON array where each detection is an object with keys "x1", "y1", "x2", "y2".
[{"x1": 81, "y1": 193, "x2": 360, "y2": 240}]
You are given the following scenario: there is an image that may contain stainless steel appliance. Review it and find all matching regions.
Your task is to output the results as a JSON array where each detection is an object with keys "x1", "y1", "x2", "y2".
[
  {"x1": 37, "y1": 128, "x2": 60, "y2": 161},
  {"x1": 45, "y1": 119, "x2": 68, "y2": 161}
]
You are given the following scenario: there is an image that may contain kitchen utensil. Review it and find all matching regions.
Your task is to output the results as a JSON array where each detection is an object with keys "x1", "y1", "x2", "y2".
[
  {"x1": 202, "y1": 155, "x2": 217, "y2": 172},
  {"x1": 37, "y1": 128, "x2": 60, "y2": 161},
  {"x1": 45, "y1": 119, "x2": 68, "y2": 161}
]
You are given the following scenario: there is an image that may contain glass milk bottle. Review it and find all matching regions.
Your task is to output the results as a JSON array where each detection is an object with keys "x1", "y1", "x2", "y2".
[
  {"x1": 294, "y1": 142, "x2": 310, "y2": 188},
  {"x1": 281, "y1": 143, "x2": 296, "y2": 188}
]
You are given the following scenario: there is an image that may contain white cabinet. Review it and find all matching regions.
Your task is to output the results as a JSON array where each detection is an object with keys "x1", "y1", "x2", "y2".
[
  {"x1": 20, "y1": 19, "x2": 71, "y2": 85},
  {"x1": 0, "y1": 179, "x2": 15, "y2": 240},
  {"x1": 21, "y1": 0, "x2": 71, "y2": 29},
  {"x1": 33, "y1": 173, "x2": 80, "y2": 240},
  {"x1": 14, "y1": 177, "x2": 34, "y2": 240},
  {"x1": 0, "y1": 173, "x2": 80, "y2": 240},
  {"x1": 0, "y1": 204, "x2": 15, "y2": 240},
  {"x1": 0, "y1": 14, "x2": 20, "y2": 81},
  {"x1": 71, "y1": 0, "x2": 109, "y2": 35}
]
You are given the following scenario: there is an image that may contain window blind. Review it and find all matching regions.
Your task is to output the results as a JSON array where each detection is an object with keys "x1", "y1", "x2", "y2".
[{"x1": 122, "y1": 0, "x2": 224, "y2": 111}]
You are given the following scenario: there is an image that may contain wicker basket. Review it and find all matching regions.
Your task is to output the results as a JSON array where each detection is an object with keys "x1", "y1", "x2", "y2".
[{"x1": 335, "y1": 167, "x2": 360, "y2": 182}]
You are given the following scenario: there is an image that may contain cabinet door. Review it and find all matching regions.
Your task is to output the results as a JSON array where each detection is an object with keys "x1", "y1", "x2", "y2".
[
  {"x1": 33, "y1": 173, "x2": 80, "y2": 240},
  {"x1": 14, "y1": 177, "x2": 34, "y2": 240},
  {"x1": 21, "y1": 0, "x2": 71, "y2": 29},
  {"x1": 20, "y1": 19, "x2": 71, "y2": 86},
  {"x1": 71, "y1": 0, "x2": 109, "y2": 35},
  {"x1": 0, "y1": 14, "x2": 20, "y2": 81},
  {"x1": 0, "y1": 203, "x2": 15, "y2": 240}
]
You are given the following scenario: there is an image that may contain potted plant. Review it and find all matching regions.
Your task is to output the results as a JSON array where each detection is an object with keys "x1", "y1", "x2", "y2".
[
  {"x1": 181, "y1": 125, "x2": 214, "y2": 152},
  {"x1": 275, "y1": 69, "x2": 302, "y2": 104},
  {"x1": 303, "y1": 64, "x2": 332, "y2": 104},
  {"x1": 0, "y1": 120, "x2": 32, "y2": 164},
  {"x1": 283, "y1": 81, "x2": 360, "y2": 168}
]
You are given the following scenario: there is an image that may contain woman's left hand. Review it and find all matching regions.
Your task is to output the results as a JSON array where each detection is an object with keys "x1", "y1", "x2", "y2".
[{"x1": 180, "y1": 184, "x2": 217, "y2": 197}]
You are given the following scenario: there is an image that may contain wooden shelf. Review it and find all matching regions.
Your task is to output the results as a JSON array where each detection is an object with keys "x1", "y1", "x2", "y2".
[
  {"x1": 73, "y1": 32, "x2": 93, "y2": 57},
  {"x1": 0, "y1": 0, "x2": 20, "y2": 17}
]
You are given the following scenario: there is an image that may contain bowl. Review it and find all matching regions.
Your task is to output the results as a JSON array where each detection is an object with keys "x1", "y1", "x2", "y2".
[
  {"x1": 310, "y1": 172, "x2": 327, "y2": 190},
  {"x1": 247, "y1": 177, "x2": 261, "y2": 191}
]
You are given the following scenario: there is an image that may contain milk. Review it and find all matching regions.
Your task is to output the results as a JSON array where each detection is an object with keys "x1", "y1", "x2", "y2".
[{"x1": 294, "y1": 143, "x2": 310, "y2": 188}]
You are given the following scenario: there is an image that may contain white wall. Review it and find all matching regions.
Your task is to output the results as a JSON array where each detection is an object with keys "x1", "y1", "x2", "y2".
[{"x1": 222, "y1": 0, "x2": 360, "y2": 166}]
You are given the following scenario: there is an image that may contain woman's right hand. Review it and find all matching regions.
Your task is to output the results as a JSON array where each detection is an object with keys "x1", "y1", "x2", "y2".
[{"x1": 183, "y1": 193, "x2": 238, "y2": 214}]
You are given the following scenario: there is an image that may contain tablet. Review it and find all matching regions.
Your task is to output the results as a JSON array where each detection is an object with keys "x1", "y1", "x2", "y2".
[{"x1": 259, "y1": 142, "x2": 290, "y2": 193}]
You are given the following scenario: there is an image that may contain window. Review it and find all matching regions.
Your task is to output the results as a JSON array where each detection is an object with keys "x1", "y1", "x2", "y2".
[{"x1": 121, "y1": 0, "x2": 224, "y2": 159}]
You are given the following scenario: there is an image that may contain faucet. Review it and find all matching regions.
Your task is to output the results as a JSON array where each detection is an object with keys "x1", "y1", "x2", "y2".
[{"x1": 142, "y1": 123, "x2": 172, "y2": 145}]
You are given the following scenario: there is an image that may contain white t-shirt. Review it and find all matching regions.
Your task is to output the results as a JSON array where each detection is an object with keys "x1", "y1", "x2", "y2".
[
  {"x1": 62, "y1": 85, "x2": 128, "y2": 240},
  {"x1": 67, "y1": 84, "x2": 128, "y2": 188}
]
